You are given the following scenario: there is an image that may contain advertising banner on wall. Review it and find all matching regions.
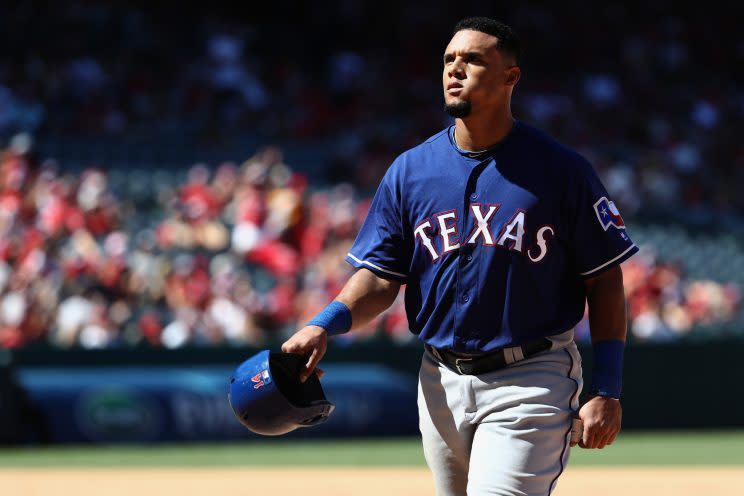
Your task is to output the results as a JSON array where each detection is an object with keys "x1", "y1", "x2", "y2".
[{"x1": 16, "y1": 363, "x2": 419, "y2": 443}]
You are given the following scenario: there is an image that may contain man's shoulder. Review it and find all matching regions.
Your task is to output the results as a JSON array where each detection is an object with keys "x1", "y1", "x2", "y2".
[
  {"x1": 423, "y1": 127, "x2": 451, "y2": 145},
  {"x1": 400, "y1": 127, "x2": 452, "y2": 159},
  {"x1": 516, "y1": 121, "x2": 593, "y2": 174},
  {"x1": 385, "y1": 127, "x2": 452, "y2": 177},
  {"x1": 517, "y1": 122, "x2": 583, "y2": 159}
]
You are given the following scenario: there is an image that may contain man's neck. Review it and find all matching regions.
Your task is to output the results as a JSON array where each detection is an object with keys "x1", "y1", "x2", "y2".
[{"x1": 454, "y1": 111, "x2": 515, "y2": 152}]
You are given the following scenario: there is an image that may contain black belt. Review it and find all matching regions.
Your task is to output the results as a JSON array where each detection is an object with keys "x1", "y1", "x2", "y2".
[{"x1": 425, "y1": 338, "x2": 552, "y2": 375}]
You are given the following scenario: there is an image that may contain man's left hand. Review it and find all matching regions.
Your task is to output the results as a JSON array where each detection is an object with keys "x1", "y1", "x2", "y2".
[{"x1": 571, "y1": 395, "x2": 622, "y2": 449}]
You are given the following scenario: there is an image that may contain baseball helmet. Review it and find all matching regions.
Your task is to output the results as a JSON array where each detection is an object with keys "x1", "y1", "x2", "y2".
[{"x1": 228, "y1": 350, "x2": 335, "y2": 436}]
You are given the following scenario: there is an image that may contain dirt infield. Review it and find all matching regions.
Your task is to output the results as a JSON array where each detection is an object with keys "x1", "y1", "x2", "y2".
[{"x1": 2, "y1": 467, "x2": 742, "y2": 495}]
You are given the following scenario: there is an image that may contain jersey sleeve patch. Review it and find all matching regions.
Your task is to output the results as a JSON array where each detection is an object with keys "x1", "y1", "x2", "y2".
[{"x1": 593, "y1": 196, "x2": 626, "y2": 231}]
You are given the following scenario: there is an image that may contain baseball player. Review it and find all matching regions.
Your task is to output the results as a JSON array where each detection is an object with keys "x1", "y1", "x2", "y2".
[{"x1": 282, "y1": 17, "x2": 636, "y2": 495}]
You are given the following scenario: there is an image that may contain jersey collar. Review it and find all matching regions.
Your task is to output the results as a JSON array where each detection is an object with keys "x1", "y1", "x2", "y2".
[{"x1": 448, "y1": 119, "x2": 521, "y2": 160}]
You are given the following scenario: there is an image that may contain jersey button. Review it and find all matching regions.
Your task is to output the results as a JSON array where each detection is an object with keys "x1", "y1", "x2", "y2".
[
  {"x1": 470, "y1": 193, "x2": 478, "y2": 201},
  {"x1": 462, "y1": 294, "x2": 470, "y2": 302},
  {"x1": 465, "y1": 254, "x2": 473, "y2": 262}
]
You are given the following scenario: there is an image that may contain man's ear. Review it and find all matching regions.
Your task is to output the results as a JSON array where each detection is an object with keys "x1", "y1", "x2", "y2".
[{"x1": 505, "y1": 66, "x2": 521, "y2": 86}]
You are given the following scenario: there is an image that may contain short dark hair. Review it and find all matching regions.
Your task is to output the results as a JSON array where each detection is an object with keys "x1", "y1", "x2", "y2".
[{"x1": 453, "y1": 17, "x2": 521, "y2": 66}]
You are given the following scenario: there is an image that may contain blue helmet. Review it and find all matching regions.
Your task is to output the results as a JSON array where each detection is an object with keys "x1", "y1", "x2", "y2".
[{"x1": 228, "y1": 350, "x2": 335, "y2": 436}]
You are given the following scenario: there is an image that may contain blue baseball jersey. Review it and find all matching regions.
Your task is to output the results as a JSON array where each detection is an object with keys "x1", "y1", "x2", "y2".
[{"x1": 345, "y1": 120, "x2": 638, "y2": 353}]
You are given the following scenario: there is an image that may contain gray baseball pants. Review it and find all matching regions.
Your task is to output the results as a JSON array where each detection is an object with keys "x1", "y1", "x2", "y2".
[{"x1": 417, "y1": 330, "x2": 583, "y2": 496}]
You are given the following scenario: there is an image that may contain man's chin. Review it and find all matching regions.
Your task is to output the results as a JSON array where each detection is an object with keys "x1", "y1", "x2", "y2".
[{"x1": 444, "y1": 100, "x2": 472, "y2": 118}]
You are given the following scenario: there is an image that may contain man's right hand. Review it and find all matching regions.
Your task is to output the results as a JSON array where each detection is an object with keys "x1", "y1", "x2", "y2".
[{"x1": 281, "y1": 325, "x2": 328, "y2": 382}]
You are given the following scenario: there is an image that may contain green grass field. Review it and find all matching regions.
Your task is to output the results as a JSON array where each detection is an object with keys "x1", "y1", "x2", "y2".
[{"x1": 0, "y1": 431, "x2": 742, "y2": 468}]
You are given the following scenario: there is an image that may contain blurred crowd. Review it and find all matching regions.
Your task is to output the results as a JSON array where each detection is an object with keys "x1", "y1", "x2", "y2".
[
  {"x1": 0, "y1": 2, "x2": 741, "y2": 348},
  {"x1": 0, "y1": 141, "x2": 739, "y2": 349},
  {"x1": 0, "y1": 142, "x2": 411, "y2": 349},
  {"x1": 622, "y1": 252, "x2": 740, "y2": 342},
  {"x1": 0, "y1": 2, "x2": 742, "y2": 216},
  {"x1": 575, "y1": 250, "x2": 741, "y2": 344}
]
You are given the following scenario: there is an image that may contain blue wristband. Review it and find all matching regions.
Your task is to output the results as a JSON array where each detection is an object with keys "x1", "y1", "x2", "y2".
[
  {"x1": 307, "y1": 301, "x2": 352, "y2": 336},
  {"x1": 589, "y1": 339, "x2": 625, "y2": 399}
]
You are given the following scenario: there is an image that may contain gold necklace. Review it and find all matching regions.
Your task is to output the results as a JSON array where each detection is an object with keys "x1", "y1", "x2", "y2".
[{"x1": 453, "y1": 128, "x2": 489, "y2": 154}]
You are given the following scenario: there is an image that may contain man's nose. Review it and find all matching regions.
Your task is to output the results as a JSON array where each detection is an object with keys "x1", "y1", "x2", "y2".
[{"x1": 448, "y1": 59, "x2": 465, "y2": 79}]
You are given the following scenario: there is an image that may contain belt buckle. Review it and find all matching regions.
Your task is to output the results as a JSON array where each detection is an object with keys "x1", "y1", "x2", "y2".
[{"x1": 454, "y1": 357, "x2": 474, "y2": 375}]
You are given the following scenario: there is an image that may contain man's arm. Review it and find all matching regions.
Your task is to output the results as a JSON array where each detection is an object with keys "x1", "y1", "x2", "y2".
[
  {"x1": 281, "y1": 268, "x2": 401, "y2": 382},
  {"x1": 573, "y1": 264, "x2": 626, "y2": 449}
]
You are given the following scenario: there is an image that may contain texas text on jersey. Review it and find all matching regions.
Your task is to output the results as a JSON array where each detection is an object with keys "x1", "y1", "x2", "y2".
[{"x1": 346, "y1": 121, "x2": 638, "y2": 353}]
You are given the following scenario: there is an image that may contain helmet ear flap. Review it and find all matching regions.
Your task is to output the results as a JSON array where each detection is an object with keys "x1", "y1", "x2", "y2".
[{"x1": 299, "y1": 404, "x2": 334, "y2": 426}]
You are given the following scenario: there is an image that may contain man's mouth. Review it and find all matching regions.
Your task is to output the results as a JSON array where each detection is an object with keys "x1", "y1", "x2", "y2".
[{"x1": 447, "y1": 84, "x2": 463, "y2": 95}]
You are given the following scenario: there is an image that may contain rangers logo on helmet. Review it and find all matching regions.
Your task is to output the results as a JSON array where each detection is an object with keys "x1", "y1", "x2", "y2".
[{"x1": 251, "y1": 370, "x2": 271, "y2": 389}]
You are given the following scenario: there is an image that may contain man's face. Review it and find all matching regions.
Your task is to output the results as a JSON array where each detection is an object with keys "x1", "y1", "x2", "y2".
[{"x1": 442, "y1": 29, "x2": 519, "y2": 118}]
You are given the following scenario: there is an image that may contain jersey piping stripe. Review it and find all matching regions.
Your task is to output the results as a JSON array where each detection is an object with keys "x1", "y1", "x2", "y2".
[
  {"x1": 579, "y1": 244, "x2": 637, "y2": 276},
  {"x1": 346, "y1": 252, "x2": 408, "y2": 279}
]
